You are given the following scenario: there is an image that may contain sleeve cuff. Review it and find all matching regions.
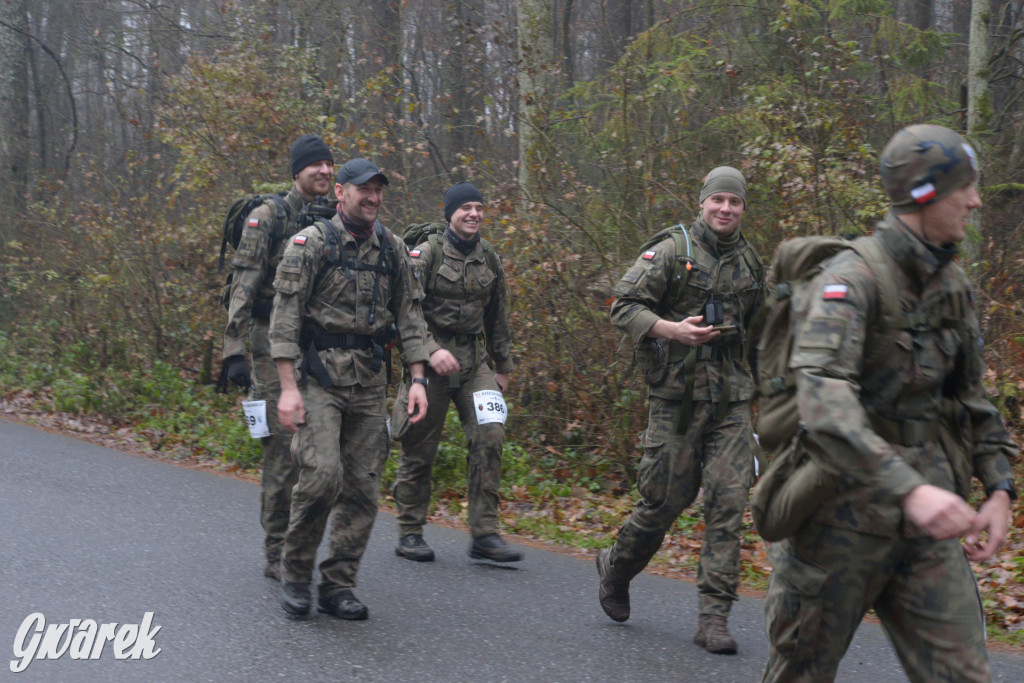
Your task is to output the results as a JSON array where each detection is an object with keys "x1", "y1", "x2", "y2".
[{"x1": 270, "y1": 342, "x2": 301, "y2": 360}]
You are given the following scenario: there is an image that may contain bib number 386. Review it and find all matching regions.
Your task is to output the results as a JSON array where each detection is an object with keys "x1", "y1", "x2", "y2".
[{"x1": 473, "y1": 390, "x2": 508, "y2": 425}]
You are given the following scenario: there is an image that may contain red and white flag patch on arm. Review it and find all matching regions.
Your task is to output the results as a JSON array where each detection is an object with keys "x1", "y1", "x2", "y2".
[
  {"x1": 822, "y1": 283, "x2": 849, "y2": 301},
  {"x1": 248, "y1": 218, "x2": 259, "y2": 228},
  {"x1": 641, "y1": 250, "x2": 657, "y2": 261},
  {"x1": 293, "y1": 235, "x2": 307, "y2": 245},
  {"x1": 409, "y1": 249, "x2": 422, "y2": 258}
]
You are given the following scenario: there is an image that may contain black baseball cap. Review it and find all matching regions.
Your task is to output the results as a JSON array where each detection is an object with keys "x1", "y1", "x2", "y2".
[{"x1": 336, "y1": 158, "x2": 389, "y2": 186}]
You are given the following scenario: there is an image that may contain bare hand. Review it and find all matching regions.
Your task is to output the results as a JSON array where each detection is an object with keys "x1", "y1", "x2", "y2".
[
  {"x1": 963, "y1": 490, "x2": 1012, "y2": 562},
  {"x1": 408, "y1": 383, "x2": 428, "y2": 424},
  {"x1": 277, "y1": 387, "x2": 306, "y2": 433},
  {"x1": 902, "y1": 484, "x2": 976, "y2": 540},
  {"x1": 495, "y1": 373, "x2": 510, "y2": 393},
  {"x1": 650, "y1": 315, "x2": 720, "y2": 347},
  {"x1": 429, "y1": 349, "x2": 460, "y2": 376}
]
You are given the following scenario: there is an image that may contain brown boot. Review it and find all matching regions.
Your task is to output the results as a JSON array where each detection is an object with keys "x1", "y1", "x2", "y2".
[
  {"x1": 596, "y1": 548, "x2": 630, "y2": 622},
  {"x1": 693, "y1": 614, "x2": 738, "y2": 654}
]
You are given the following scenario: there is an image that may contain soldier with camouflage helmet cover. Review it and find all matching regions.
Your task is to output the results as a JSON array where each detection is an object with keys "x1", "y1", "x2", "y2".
[
  {"x1": 598, "y1": 167, "x2": 766, "y2": 654},
  {"x1": 761, "y1": 124, "x2": 1018, "y2": 682},
  {"x1": 222, "y1": 134, "x2": 335, "y2": 581},
  {"x1": 391, "y1": 181, "x2": 521, "y2": 563}
]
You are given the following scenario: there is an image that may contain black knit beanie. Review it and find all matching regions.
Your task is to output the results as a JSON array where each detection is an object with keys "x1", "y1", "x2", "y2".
[
  {"x1": 444, "y1": 182, "x2": 484, "y2": 222},
  {"x1": 289, "y1": 135, "x2": 334, "y2": 177}
]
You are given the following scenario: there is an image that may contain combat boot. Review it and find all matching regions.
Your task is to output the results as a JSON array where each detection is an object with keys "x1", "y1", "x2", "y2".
[
  {"x1": 263, "y1": 560, "x2": 281, "y2": 581},
  {"x1": 280, "y1": 582, "x2": 311, "y2": 618},
  {"x1": 596, "y1": 548, "x2": 630, "y2": 622},
  {"x1": 317, "y1": 589, "x2": 369, "y2": 621},
  {"x1": 693, "y1": 614, "x2": 738, "y2": 654},
  {"x1": 469, "y1": 534, "x2": 523, "y2": 562},
  {"x1": 395, "y1": 534, "x2": 435, "y2": 562}
]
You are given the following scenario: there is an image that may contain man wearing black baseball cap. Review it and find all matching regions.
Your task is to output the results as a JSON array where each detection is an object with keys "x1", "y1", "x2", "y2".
[
  {"x1": 223, "y1": 134, "x2": 335, "y2": 582},
  {"x1": 269, "y1": 157, "x2": 432, "y2": 620}
]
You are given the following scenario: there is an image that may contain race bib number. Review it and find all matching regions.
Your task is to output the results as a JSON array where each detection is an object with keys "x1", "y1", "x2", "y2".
[
  {"x1": 473, "y1": 390, "x2": 508, "y2": 425},
  {"x1": 242, "y1": 400, "x2": 271, "y2": 438}
]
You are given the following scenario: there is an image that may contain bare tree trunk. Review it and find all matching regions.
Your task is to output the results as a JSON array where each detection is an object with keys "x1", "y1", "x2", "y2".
[
  {"x1": 0, "y1": 0, "x2": 31, "y2": 219},
  {"x1": 517, "y1": 0, "x2": 555, "y2": 206},
  {"x1": 965, "y1": 0, "x2": 990, "y2": 261}
]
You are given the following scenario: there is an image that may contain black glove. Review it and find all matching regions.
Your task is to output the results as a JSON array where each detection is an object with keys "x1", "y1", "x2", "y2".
[{"x1": 224, "y1": 355, "x2": 251, "y2": 389}]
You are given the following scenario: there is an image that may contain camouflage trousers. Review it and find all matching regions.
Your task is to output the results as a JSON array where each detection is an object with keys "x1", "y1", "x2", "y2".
[
  {"x1": 280, "y1": 380, "x2": 389, "y2": 599},
  {"x1": 762, "y1": 523, "x2": 990, "y2": 683},
  {"x1": 606, "y1": 398, "x2": 755, "y2": 616},
  {"x1": 250, "y1": 318, "x2": 299, "y2": 564},
  {"x1": 392, "y1": 363, "x2": 504, "y2": 538}
]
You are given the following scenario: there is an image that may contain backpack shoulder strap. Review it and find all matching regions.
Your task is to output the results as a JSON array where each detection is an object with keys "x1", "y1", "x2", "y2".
[
  {"x1": 480, "y1": 238, "x2": 502, "y2": 278},
  {"x1": 663, "y1": 224, "x2": 692, "y2": 311},
  {"x1": 849, "y1": 237, "x2": 903, "y2": 330},
  {"x1": 426, "y1": 231, "x2": 445, "y2": 294},
  {"x1": 264, "y1": 192, "x2": 292, "y2": 241}
]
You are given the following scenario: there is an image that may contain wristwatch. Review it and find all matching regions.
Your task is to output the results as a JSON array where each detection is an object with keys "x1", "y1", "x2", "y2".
[
  {"x1": 987, "y1": 479, "x2": 1018, "y2": 501},
  {"x1": 412, "y1": 378, "x2": 429, "y2": 387}
]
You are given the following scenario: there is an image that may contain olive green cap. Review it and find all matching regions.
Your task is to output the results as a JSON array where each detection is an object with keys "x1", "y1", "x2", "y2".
[
  {"x1": 699, "y1": 166, "x2": 747, "y2": 205},
  {"x1": 880, "y1": 124, "x2": 978, "y2": 214}
]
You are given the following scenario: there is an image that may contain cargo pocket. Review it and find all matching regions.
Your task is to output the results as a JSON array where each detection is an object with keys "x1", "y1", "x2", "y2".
[
  {"x1": 635, "y1": 430, "x2": 668, "y2": 505},
  {"x1": 390, "y1": 384, "x2": 411, "y2": 442},
  {"x1": 766, "y1": 544, "x2": 830, "y2": 660}
]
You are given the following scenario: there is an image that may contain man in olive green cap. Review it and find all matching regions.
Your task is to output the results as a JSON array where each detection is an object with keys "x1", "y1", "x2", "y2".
[
  {"x1": 762, "y1": 124, "x2": 1017, "y2": 681},
  {"x1": 598, "y1": 166, "x2": 765, "y2": 654}
]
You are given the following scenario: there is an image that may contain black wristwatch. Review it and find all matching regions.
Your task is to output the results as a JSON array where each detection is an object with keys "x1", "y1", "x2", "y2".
[
  {"x1": 987, "y1": 479, "x2": 1018, "y2": 501},
  {"x1": 412, "y1": 378, "x2": 429, "y2": 387}
]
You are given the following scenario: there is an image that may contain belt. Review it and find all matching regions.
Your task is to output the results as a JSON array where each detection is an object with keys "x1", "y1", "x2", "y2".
[{"x1": 311, "y1": 332, "x2": 374, "y2": 350}]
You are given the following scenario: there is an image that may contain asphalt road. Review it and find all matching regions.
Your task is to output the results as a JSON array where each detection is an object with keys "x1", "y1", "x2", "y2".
[{"x1": 2, "y1": 418, "x2": 1022, "y2": 682}]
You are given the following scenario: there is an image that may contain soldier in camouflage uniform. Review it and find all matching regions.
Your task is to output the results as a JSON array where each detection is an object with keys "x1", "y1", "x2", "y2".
[
  {"x1": 762, "y1": 125, "x2": 1018, "y2": 682},
  {"x1": 269, "y1": 158, "x2": 431, "y2": 620},
  {"x1": 222, "y1": 134, "x2": 335, "y2": 581},
  {"x1": 598, "y1": 167, "x2": 765, "y2": 654},
  {"x1": 391, "y1": 182, "x2": 520, "y2": 563}
]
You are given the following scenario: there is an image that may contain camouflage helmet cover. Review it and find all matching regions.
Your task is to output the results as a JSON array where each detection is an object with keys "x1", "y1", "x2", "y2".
[{"x1": 880, "y1": 124, "x2": 978, "y2": 214}]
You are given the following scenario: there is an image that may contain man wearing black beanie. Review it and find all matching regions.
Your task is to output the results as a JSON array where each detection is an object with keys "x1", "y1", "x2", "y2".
[
  {"x1": 391, "y1": 181, "x2": 521, "y2": 563},
  {"x1": 222, "y1": 134, "x2": 335, "y2": 582}
]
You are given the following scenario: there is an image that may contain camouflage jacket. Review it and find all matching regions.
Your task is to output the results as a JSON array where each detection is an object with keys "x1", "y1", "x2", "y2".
[
  {"x1": 611, "y1": 217, "x2": 765, "y2": 401},
  {"x1": 408, "y1": 225, "x2": 514, "y2": 375},
  {"x1": 792, "y1": 213, "x2": 1017, "y2": 536},
  {"x1": 222, "y1": 186, "x2": 307, "y2": 360},
  {"x1": 269, "y1": 214, "x2": 430, "y2": 388}
]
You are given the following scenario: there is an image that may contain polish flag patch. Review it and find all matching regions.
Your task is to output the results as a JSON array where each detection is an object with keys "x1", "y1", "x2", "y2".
[
  {"x1": 248, "y1": 218, "x2": 259, "y2": 228},
  {"x1": 641, "y1": 250, "x2": 657, "y2": 261},
  {"x1": 823, "y1": 284, "x2": 849, "y2": 301},
  {"x1": 293, "y1": 235, "x2": 307, "y2": 245},
  {"x1": 911, "y1": 182, "x2": 937, "y2": 204},
  {"x1": 409, "y1": 249, "x2": 422, "y2": 258}
]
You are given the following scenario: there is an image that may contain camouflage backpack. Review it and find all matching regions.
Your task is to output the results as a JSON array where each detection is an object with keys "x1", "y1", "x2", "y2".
[
  {"x1": 749, "y1": 234, "x2": 900, "y2": 540},
  {"x1": 401, "y1": 222, "x2": 501, "y2": 294},
  {"x1": 218, "y1": 193, "x2": 336, "y2": 310},
  {"x1": 218, "y1": 192, "x2": 292, "y2": 272},
  {"x1": 751, "y1": 234, "x2": 903, "y2": 451}
]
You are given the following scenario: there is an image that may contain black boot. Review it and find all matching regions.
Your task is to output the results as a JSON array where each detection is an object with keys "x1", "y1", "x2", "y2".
[
  {"x1": 395, "y1": 534, "x2": 436, "y2": 562},
  {"x1": 317, "y1": 589, "x2": 369, "y2": 621},
  {"x1": 469, "y1": 534, "x2": 523, "y2": 562},
  {"x1": 596, "y1": 548, "x2": 630, "y2": 622},
  {"x1": 280, "y1": 582, "x2": 311, "y2": 618}
]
